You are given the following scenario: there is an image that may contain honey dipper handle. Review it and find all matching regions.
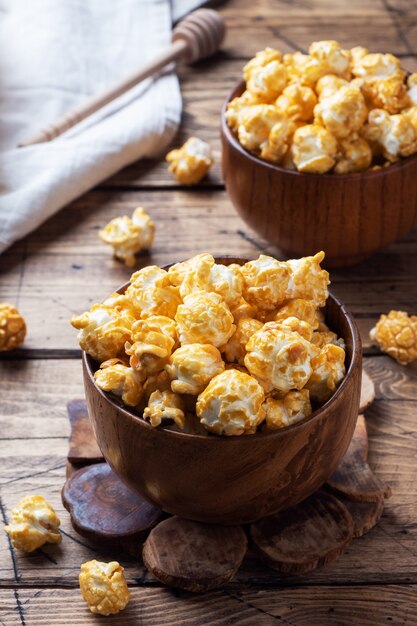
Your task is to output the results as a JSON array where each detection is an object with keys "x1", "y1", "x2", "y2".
[{"x1": 19, "y1": 9, "x2": 225, "y2": 147}]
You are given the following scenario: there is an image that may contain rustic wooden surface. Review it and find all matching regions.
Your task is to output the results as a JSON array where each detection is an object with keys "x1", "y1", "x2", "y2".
[{"x1": 1, "y1": 0, "x2": 417, "y2": 623}]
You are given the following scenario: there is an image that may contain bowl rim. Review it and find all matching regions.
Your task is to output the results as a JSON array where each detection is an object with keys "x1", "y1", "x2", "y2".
[
  {"x1": 221, "y1": 79, "x2": 417, "y2": 180},
  {"x1": 83, "y1": 262, "x2": 362, "y2": 443}
]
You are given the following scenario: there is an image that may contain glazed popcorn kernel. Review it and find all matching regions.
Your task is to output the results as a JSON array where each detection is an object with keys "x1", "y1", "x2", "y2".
[
  {"x1": 264, "y1": 389, "x2": 312, "y2": 430},
  {"x1": 230, "y1": 297, "x2": 259, "y2": 322},
  {"x1": 71, "y1": 304, "x2": 135, "y2": 362},
  {"x1": 221, "y1": 317, "x2": 264, "y2": 365},
  {"x1": 175, "y1": 291, "x2": 235, "y2": 347},
  {"x1": 286, "y1": 251, "x2": 330, "y2": 307},
  {"x1": 0, "y1": 303, "x2": 26, "y2": 351},
  {"x1": 94, "y1": 358, "x2": 144, "y2": 407},
  {"x1": 166, "y1": 344, "x2": 225, "y2": 395},
  {"x1": 276, "y1": 83, "x2": 317, "y2": 121},
  {"x1": 314, "y1": 85, "x2": 368, "y2": 139},
  {"x1": 143, "y1": 390, "x2": 185, "y2": 429},
  {"x1": 363, "y1": 109, "x2": 417, "y2": 162},
  {"x1": 4, "y1": 495, "x2": 61, "y2": 553},
  {"x1": 260, "y1": 116, "x2": 296, "y2": 164},
  {"x1": 166, "y1": 137, "x2": 213, "y2": 185},
  {"x1": 236, "y1": 104, "x2": 286, "y2": 153},
  {"x1": 273, "y1": 316, "x2": 314, "y2": 342},
  {"x1": 125, "y1": 316, "x2": 178, "y2": 376},
  {"x1": 315, "y1": 75, "x2": 349, "y2": 101},
  {"x1": 196, "y1": 369, "x2": 266, "y2": 436},
  {"x1": 99, "y1": 206, "x2": 155, "y2": 267},
  {"x1": 246, "y1": 57, "x2": 288, "y2": 102},
  {"x1": 311, "y1": 329, "x2": 346, "y2": 350},
  {"x1": 305, "y1": 343, "x2": 346, "y2": 403},
  {"x1": 241, "y1": 255, "x2": 290, "y2": 311},
  {"x1": 291, "y1": 124, "x2": 338, "y2": 173},
  {"x1": 370, "y1": 310, "x2": 417, "y2": 365},
  {"x1": 79, "y1": 560, "x2": 130, "y2": 616},
  {"x1": 127, "y1": 266, "x2": 181, "y2": 319},
  {"x1": 271, "y1": 298, "x2": 320, "y2": 330},
  {"x1": 334, "y1": 136, "x2": 372, "y2": 174}
]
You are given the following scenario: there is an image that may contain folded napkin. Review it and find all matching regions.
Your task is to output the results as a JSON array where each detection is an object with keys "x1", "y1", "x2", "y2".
[{"x1": 0, "y1": 0, "x2": 203, "y2": 254}]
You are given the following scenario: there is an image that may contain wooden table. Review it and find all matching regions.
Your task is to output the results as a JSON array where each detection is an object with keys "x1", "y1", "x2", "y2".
[{"x1": 1, "y1": 1, "x2": 417, "y2": 623}]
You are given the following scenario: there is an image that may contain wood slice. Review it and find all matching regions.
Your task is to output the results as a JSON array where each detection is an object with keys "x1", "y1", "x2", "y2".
[
  {"x1": 327, "y1": 462, "x2": 392, "y2": 503},
  {"x1": 346, "y1": 414, "x2": 369, "y2": 464},
  {"x1": 340, "y1": 498, "x2": 384, "y2": 538},
  {"x1": 67, "y1": 399, "x2": 104, "y2": 465},
  {"x1": 359, "y1": 369, "x2": 376, "y2": 413},
  {"x1": 62, "y1": 463, "x2": 164, "y2": 545},
  {"x1": 142, "y1": 516, "x2": 247, "y2": 592},
  {"x1": 250, "y1": 491, "x2": 354, "y2": 574}
]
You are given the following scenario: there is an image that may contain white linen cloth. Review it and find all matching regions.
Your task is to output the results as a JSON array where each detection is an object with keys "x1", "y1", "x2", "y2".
[{"x1": 0, "y1": 0, "x2": 203, "y2": 254}]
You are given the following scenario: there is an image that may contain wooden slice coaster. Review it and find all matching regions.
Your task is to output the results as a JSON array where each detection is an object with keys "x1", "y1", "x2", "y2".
[
  {"x1": 142, "y1": 516, "x2": 247, "y2": 592},
  {"x1": 67, "y1": 399, "x2": 104, "y2": 465},
  {"x1": 340, "y1": 498, "x2": 384, "y2": 538},
  {"x1": 250, "y1": 491, "x2": 353, "y2": 574},
  {"x1": 359, "y1": 369, "x2": 376, "y2": 413},
  {"x1": 62, "y1": 463, "x2": 164, "y2": 545}
]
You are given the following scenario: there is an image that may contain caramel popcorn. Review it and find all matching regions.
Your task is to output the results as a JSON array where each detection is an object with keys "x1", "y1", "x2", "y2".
[
  {"x1": 273, "y1": 316, "x2": 314, "y2": 341},
  {"x1": 0, "y1": 303, "x2": 26, "y2": 351},
  {"x1": 286, "y1": 251, "x2": 330, "y2": 307},
  {"x1": 166, "y1": 344, "x2": 225, "y2": 395},
  {"x1": 241, "y1": 255, "x2": 290, "y2": 310},
  {"x1": 370, "y1": 310, "x2": 417, "y2": 365},
  {"x1": 79, "y1": 560, "x2": 130, "y2": 616},
  {"x1": 94, "y1": 359, "x2": 144, "y2": 406},
  {"x1": 196, "y1": 369, "x2": 266, "y2": 435},
  {"x1": 127, "y1": 266, "x2": 181, "y2": 319},
  {"x1": 4, "y1": 495, "x2": 61, "y2": 553},
  {"x1": 166, "y1": 137, "x2": 213, "y2": 185},
  {"x1": 264, "y1": 389, "x2": 312, "y2": 430},
  {"x1": 99, "y1": 207, "x2": 155, "y2": 267},
  {"x1": 221, "y1": 317, "x2": 263, "y2": 364},
  {"x1": 230, "y1": 297, "x2": 259, "y2": 322},
  {"x1": 125, "y1": 316, "x2": 177, "y2": 376},
  {"x1": 311, "y1": 329, "x2": 346, "y2": 350},
  {"x1": 305, "y1": 344, "x2": 346, "y2": 403},
  {"x1": 270, "y1": 298, "x2": 320, "y2": 330},
  {"x1": 227, "y1": 43, "x2": 417, "y2": 173},
  {"x1": 143, "y1": 390, "x2": 185, "y2": 429},
  {"x1": 175, "y1": 291, "x2": 235, "y2": 347}
]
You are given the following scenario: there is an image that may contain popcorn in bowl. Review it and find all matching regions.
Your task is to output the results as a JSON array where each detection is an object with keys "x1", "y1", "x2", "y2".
[
  {"x1": 226, "y1": 41, "x2": 417, "y2": 173},
  {"x1": 73, "y1": 252, "x2": 346, "y2": 435}
]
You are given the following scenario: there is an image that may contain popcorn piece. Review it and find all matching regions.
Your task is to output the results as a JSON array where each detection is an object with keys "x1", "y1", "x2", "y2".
[
  {"x1": 260, "y1": 116, "x2": 296, "y2": 163},
  {"x1": 125, "y1": 316, "x2": 177, "y2": 376},
  {"x1": 309, "y1": 40, "x2": 351, "y2": 79},
  {"x1": 246, "y1": 59, "x2": 288, "y2": 101},
  {"x1": 244, "y1": 323, "x2": 314, "y2": 394},
  {"x1": 314, "y1": 85, "x2": 367, "y2": 139},
  {"x1": 143, "y1": 390, "x2": 185, "y2": 429},
  {"x1": 71, "y1": 304, "x2": 135, "y2": 362},
  {"x1": 127, "y1": 266, "x2": 181, "y2": 319},
  {"x1": 264, "y1": 389, "x2": 312, "y2": 430},
  {"x1": 94, "y1": 359, "x2": 144, "y2": 406},
  {"x1": 356, "y1": 74, "x2": 408, "y2": 115},
  {"x1": 291, "y1": 124, "x2": 338, "y2": 173},
  {"x1": 350, "y1": 46, "x2": 369, "y2": 65},
  {"x1": 166, "y1": 344, "x2": 225, "y2": 394},
  {"x1": 103, "y1": 292, "x2": 141, "y2": 318},
  {"x1": 243, "y1": 48, "x2": 283, "y2": 82},
  {"x1": 311, "y1": 330, "x2": 346, "y2": 350},
  {"x1": 276, "y1": 83, "x2": 317, "y2": 121},
  {"x1": 286, "y1": 251, "x2": 330, "y2": 307},
  {"x1": 315, "y1": 75, "x2": 349, "y2": 100},
  {"x1": 230, "y1": 297, "x2": 259, "y2": 322},
  {"x1": 404, "y1": 106, "x2": 417, "y2": 135},
  {"x1": 364, "y1": 109, "x2": 417, "y2": 161},
  {"x1": 175, "y1": 291, "x2": 235, "y2": 347},
  {"x1": 4, "y1": 495, "x2": 61, "y2": 553},
  {"x1": 143, "y1": 370, "x2": 172, "y2": 399},
  {"x1": 166, "y1": 137, "x2": 213, "y2": 185},
  {"x1": 99, "y1": 207, "x2": 155, "y2": 267},
  {"x1": 79, "y1": 560, "x2": 130, "y2": 616},
  {"x1": 271, "y1": 298, "x2": 320, "y2": 330},
  {"x1": 225, "y1": 90, "x2": 264, "y2": 132},
  {"x1": 241, "y1": 255, "x2": 290, "y2": 311},
  {"x1": 369, "y1": 310, "x2": 417, "y2": 365},
  {"x1": 0, "y1": 303, "x2": 26, "y2": 351},
  {"x1": 273, "y1": 316, "x2": 314, "y2": 341},
  {"x1": 196, "y1": 369, "x2": 266, "y2": 435},
  {"x1": 352, "y1": 52, "x2": 403, "y2": 80},
  {"x1": 221, "y1": 317, "x2": 263, "y2": 364},
  {"x1": 236, "y1": 104, "x2": 284, "y2": 152},
  {"x1": 305, "y1": 343, "x2": 346, "y2": 403},
  {"x1": 334, "y1": 136, "x2": 372, "y2": 174},
  {"x1": 283, "y1": 52, "x2": 326, "y2": 87}
]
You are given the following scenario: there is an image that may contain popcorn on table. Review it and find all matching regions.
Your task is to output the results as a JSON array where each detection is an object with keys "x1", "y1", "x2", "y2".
[
  {"x1": 4, "y1": 495, "x2": 61, "y2": 553},
  {"x1": 0, "y1": 303, "x2": 26, "y2": 351},
  {"x1": 226, "y1": 41, "x2": 417, "y2": 173},
  {"x1": 99, "y1": 207, "x2": 155, "y2": 267},
  {"x1": 166, "y1": 137, "x2": 213, "y2": 185},
  {"x1": 79, "y1": 560, "x2": 130, "y2": 616},
  {"x1": 370, "y1": 310, "x2": 417, "y2": 365},
  {"x1": 71, "y1": 251, "x2": 346, "y2": 435}
]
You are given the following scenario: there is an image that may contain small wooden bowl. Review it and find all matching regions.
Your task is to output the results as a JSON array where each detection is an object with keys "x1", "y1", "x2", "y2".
[
  {"x1": 221, "y1": 81, "x2": 417, "y2": 268},
  {"x1": 82, "y1": 257, "x2": 362, "y2": 524}
]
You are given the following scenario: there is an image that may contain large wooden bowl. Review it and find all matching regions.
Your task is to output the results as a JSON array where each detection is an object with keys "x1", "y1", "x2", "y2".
[
  {"x1": 82, "y1": 257, "x2": 362, "y2": 524},
  {"x1": 221, "y1": 81, "x2": 417, "y2": 268}
]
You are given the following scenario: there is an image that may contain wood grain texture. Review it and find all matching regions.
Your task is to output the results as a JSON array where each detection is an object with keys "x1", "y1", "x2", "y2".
[{"x1": 67, "y1": 400, "x2": 103, "y2": 465}]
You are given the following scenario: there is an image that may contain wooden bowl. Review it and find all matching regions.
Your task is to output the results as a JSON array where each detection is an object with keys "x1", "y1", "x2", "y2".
[
  {"x1": 221, "y1": 81, "x2": 417, "y2": 268},
  {"x1": 82, "y1": 257, "x2": 362, "y2": 524}
]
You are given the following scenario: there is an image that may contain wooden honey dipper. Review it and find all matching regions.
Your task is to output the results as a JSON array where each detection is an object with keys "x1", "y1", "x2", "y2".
[{"x1": 19, "y1": 9, "x2": 225, "y2": 147}]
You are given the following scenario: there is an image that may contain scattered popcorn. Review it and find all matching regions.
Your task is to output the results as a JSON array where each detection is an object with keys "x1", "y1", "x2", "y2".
[
  {"x1": 4, "y1": 495, "x2": 61, "y2": 553},
  {"x1": 125, "y1": 316, "x2": 178, "y2": 376},
  {"x1": 241, "y1": 255, "x2": 290, "y2": 310},
  {"x1": 363, "y1": 109, "x2": 417, "y2": 162},
  {"x1": 369, "y1": 310, "x2": 417, "y2": 365},
  {"x1": 166, "y1": 344, "x2": 225, "y2": 394},
  {"x1": 291, "y1": 124, "x2": 338, "y2": 173},
  {"x1": 221, "y1": 317, "x2": 263, "y2": 364},
  {"x1": 305, "y1": 344, "x2": 346, "y2": 403},
  {"x1": 166, "y1": 137, "x2": 213, "y2": 185},
  {"x1": 79, "y1": 560, "x2": 130, "y2": 616},
  {"x1": 94, "y1": 358, "x2": 144, "y2": 406},
  {"x1": 196, "y1": 369, "x2": 266, "y2": 435},
  {"x1": 264, "y1": 389, "x2": 312, "y2": 430},
  {"x1": 0, "y1": 303, "x2": 26, "y2": 351},
  {"x1": 99, "y1": 207, "x2": 155, "y2": 267},
  {"x1": 286, "y1": 251, "x2": 330, "y2": 307},
  {"x1": 143, "y1": 390, "x2": 185, "y2": 429},
  {"x1": 175, "y1": 291, "x2": 235, "y2": 347},
  {"x1": 127, "y1": 266, "x2": 181, "y2": 319}
]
